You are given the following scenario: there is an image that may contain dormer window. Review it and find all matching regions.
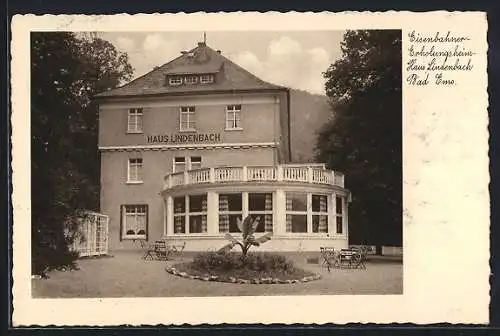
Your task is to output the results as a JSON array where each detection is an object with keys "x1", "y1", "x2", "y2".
[
  {"x1": 169, "y1": 76, "x2": 183, "y2": 86},
  {"x1": 184, "y1": 75, "x2": 198, "y2": 85},
  {"x1": 200, "y1": 74, "x2": 214, "y2": 84},
  {"x1": 166, "y1": 74, "x2": 215, "y2": 87}
]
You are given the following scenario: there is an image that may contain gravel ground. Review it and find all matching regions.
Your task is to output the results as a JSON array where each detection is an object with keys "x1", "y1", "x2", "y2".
[{"x1": 31, "y1": 251, "x2": 403, "y2": 298}]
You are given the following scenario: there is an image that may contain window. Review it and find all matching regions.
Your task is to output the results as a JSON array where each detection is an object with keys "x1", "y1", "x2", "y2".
[
  {"x1": 173, "y1": 196, "x2": 186, "y2": 234},
  {"x1": 286, "y1": 192, "x2": 308, "y2": 233},
  {"x1": 169, "y1": 76, "x2": 183, "y2": 86},
  {"x1": 121, "y1": 205, "x2": 148, "y2": 239},
  {"x1": 312, "y1": 194, "x2": 328, "y2": 233},
  {"x1": 248, "y1": 193, "x2": 273, "y2": 232},
  {"x1": 200, "y1": 74, "x2": 214, "y2": 84},
  {"x1": 226, "y1": 105, "x2": 242, "y2": 130},
  {"x1": 285, "y1": 193, "x2": 333, "y2": 234},
  {"x1": 219, "y1": 194, "x2": 243, "y2": 233},
  {"x1": 184, "y1": 75, "x2": 198, "y2": 85},
  {"x1": 190, "y1": 156, "x2": 202, "y2": 170},
  {"x1": 127, "y1": 158, "x2": 143, "y2": 183},
  {"x1": 173, "y1": 156, "x2": 202, "y2": 172},
  {"x1": 180, "y1": 106, "x2": 196, "y2": 131},
  {"x1": 336, "y1": 195, "x2": 344, "y2": 234},
  {"x1": 188, "y1": 195, "x2": 207, "y2": 233},
  {"x1": 173, "y1": 157, "x2": 186, "y2": 173},
  {"x1": 127, "y1": 108, "x2": 143, "y2": 133},
  {"x1": 174, "y1": 195, "x2": 208, "y2": 234}
]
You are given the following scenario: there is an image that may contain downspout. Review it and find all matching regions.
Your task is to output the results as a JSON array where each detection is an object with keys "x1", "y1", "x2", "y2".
[
  {"x1": 273, "y1": 93, "x2": 280, "y2": 165},
  {"x1": 286, "y1": 88, "x2": 292, "y2": 163}
]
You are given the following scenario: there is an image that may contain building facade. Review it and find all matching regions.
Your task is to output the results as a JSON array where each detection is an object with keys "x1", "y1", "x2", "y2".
[{"x1": 95, "y1": 41, "x2": 350, "y2": 252}]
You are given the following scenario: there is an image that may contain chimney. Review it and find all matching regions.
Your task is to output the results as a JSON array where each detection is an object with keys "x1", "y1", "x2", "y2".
[
  {"x1": 198, "y1": 42, "x2": 206, "y2": 47},
  {"x1": 181, "y1": 51, "x2": 188, "y2": 55},
  {"x1": 217, "y1": 50, "x2": 221, "y2": 54}
]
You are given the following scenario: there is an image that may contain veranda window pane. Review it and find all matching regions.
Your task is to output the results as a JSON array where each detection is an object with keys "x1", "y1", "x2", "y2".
[
  {"x1": 312, "y1": 215, "x2": 328, "y2": 233},
  {"x1": 286, "y1": 193, "x2": 307, "y2": 211},
  {"x1": 249, "y1": 193, "x2": 272, "y2": 211},
  {"x1": 249, "y1": 214, "x2": 268, "y2": 233},
  {"x1": 220, "y1": 194, "x2": 242, "y2": 211},
  {"x1": 336, "y1": 196, "x2": 343, "y2": 214},
  {"x1": 312, "y1": 194, "x2": 328, "y2": 212},
  {"x1": 288, "y1": 214, "x2": 307, "y2": 233},
  {"x1": 228, "y1": 214, "x2": 242, "y2": 233},
  {"x1": 189, "y1": 194, "x2": 207, "y2": 213},
  {"x1": 174, "y1": 216, "x2": 186, "y2": 234},
  {"x1": 219, "y1": 214, "x2": 229, "y2": 232},
  {"x1": 174, "y1": 197, "x2": 185, "y2": 213},
  {"x1": 189, "y1": 215, "x2": 207, "y2": 233},
  {"x1": 336, "y1": 216, "x2": 343, "y2": 234}
]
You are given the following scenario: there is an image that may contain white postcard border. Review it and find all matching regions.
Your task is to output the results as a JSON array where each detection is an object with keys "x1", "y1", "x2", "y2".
[{"x1": 11, "y1": 11, "x2": 490, "y2": 325}]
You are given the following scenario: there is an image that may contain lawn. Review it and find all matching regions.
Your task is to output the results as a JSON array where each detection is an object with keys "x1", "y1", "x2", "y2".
[{"x1": 31, "y1": 251, "x2": 403, "y2": 298}]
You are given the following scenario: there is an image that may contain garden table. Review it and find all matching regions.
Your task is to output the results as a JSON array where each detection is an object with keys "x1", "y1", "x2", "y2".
[{"x1": 336, "y1": 249, "x2": 366, "y2": 270}]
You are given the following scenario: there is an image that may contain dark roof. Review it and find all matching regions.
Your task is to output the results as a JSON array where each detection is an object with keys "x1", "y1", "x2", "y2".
[{"x1": 95, "y1": 42, "x2": 287, "y2": 98}]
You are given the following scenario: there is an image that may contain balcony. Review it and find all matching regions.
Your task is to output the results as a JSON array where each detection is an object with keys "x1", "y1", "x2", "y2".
[{"x1": 163, "y1": 164, "x2": 345, "y2": 190}]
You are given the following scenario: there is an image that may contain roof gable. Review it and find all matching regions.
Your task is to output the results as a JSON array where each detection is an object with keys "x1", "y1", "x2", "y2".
[{"x1": 96, "y1": 42, "x2": 287, "y2": 98}]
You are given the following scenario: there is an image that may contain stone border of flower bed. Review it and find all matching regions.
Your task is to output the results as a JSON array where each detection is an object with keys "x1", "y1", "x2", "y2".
[{"x1": 165, "y1": 266, "x2": 321, "y2": 284}]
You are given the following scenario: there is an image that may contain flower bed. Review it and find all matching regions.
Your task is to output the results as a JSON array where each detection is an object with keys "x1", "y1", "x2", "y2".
[{"x1": 166, "y1": 252, "x2": 321, "y2": 284}]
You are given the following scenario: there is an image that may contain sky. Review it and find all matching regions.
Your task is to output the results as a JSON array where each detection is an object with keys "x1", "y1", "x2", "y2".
[{"x1": 100, "y1": 31, "x2": 345, "y2": 95}]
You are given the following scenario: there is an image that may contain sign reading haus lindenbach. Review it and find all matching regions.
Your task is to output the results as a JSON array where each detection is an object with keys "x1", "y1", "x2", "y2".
[{"x1": 146, "y1": 133, "x2": 221, "y2": 144}]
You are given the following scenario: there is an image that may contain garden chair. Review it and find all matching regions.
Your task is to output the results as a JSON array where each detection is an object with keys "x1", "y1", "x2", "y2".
[
  {"x1": 349, "y1": 246, "x2": 369, "y2": 269},
  {"x1": 164, "y1": 241, "x2": 186, "y2": 259},
  {"x1": 139, "y1": 240, "x2": 157, "y2": 260},
  {"x1": 169, "y1": 241, "x2": 186, "y2": 255},
  {"x1": 320, "y1": 247, "x2": 336, "y2": 272}
]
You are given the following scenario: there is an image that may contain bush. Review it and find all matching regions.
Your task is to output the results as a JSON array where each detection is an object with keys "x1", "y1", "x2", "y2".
[
  {"x1": 191, "y1": 251, "x2": 296, "y2": 274},
  {"x1": 32, "y1": 238, "x2": 79, "y2": 276},
  {"x1": 192, "y1": 252, "x2": 243, "y2": 270}
]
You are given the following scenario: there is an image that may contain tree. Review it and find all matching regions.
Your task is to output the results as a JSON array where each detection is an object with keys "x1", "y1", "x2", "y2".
[
  {"x1": 31, "y1": 32, "x2": 133, "y2": 275},
  {"x1": 316, "y1": 30, "x2": 402, "y2": 254}
]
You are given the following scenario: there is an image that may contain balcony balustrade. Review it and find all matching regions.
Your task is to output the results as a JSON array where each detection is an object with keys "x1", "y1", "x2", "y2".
[{"x1": 164, "y1": 165, "x2": 345, "y2": 190}]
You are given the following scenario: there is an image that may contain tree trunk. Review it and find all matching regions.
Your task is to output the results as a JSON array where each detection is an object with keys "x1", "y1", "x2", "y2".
[
  {"x1": 375, "y1": 245, "x2": 383, "y2": 256},
  {"x1": 240, "y1": 243, "x2": 249, "y2": 257}
]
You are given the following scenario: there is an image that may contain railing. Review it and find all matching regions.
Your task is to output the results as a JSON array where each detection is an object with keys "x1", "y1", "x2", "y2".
[
  {"x1": 164, "y1": 165, "x2": 345, "y2": 190},
  {"x1": 311, "y1": 168, "x2": 333, "y2": 184},
  {"x1": 247, "y1": 166, "x2": 277, "y2": 181},
  {"x1": 283, "y1": 166, "x2": 308, "y2": 182},
  {"x1": 170, "y1": 172, "x2": 185, "y2": 187},
  {"x1": 189, "y1": 168, "x2": 211, "y2": 184},
  {"x1": 214, "y1": 167, "x2": 243, "y2": 182}
]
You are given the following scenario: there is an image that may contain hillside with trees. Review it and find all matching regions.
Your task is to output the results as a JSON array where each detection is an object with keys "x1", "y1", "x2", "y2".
[{"x1": 289, "y1": 89, "x2": 331, "y2": 163}]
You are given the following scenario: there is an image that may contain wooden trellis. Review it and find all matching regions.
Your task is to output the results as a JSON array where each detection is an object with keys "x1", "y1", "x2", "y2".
[{"x1": 71, "y1": 212, "x2": 109, "y2": 257}]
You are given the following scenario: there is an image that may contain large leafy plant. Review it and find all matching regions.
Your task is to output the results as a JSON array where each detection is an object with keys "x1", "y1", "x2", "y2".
[{"x1": 218, "y1": 215, "x2": 272, "y2": 256}]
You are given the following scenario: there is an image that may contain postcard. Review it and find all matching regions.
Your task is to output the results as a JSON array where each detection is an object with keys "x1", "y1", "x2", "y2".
[{"x1": 11, "y1": 11, "x2": 489, "y2": 325}]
